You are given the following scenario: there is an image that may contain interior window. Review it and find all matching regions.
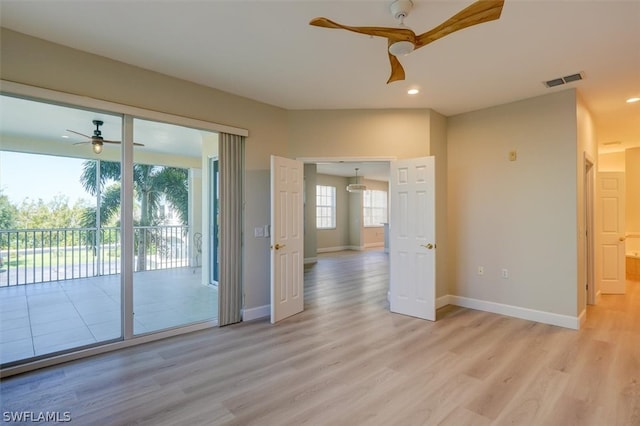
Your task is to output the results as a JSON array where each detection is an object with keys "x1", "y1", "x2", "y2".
[{"x1": 316, "y1": 185, "x2": 336, "y2": 229}]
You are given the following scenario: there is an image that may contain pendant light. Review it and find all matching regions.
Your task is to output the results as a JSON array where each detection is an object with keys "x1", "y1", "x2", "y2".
[{"x1": 346, "y1": 168, "x2": 367, "y2": 193}]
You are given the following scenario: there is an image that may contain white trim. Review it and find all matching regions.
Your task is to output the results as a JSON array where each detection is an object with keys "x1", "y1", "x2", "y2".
[
  {"x1": 297, "y1": 156, "x2": 397, "y2": 164},
  {"x1": 578, "y1": 308, "x2": 587, "y2": 329},
  {"x1": 243, "y1": 305, "x2": 270, "y2": 321},
  {"x1": 304, "y1": 257, "x2": 318, "y2": 264},
  {"x1": 0, "y1": 80, "x2": 249, "y2": 137},
  {"x1": 364, "y1": 242, "x2": 384, "y2": 249},
  {"x1": 317, "y1": 246, "x2": 351, "y2": 253},
  {"x1": 446, "y1": 295, "x2": 580, "y2": 330},
  {"x1": 436, "y1": 294, "x2": 452, "y2": 309},
  {"x1": 0, "y1": 321, "x2": 216, "y2": 378}
]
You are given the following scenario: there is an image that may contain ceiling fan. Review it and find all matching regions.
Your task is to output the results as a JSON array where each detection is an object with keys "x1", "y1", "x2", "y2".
[
  {"x1": 67, "y1": 120, "x2": 144, "y2": 154},
  {"x1": 310, "y1": 0, "x2": 505, "y2": 84}
]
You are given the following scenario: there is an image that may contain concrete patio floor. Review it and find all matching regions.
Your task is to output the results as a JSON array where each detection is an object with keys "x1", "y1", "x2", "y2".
[{"x1": 0, "y1": 267, "x2": 217, "y2": 365}]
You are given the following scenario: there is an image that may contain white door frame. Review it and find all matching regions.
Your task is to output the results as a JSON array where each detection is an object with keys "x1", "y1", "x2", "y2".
[
  {"x1": 585, "y1": 155, "x2": 595, "y2": 304},
  {"x1": 297, "y1": 156, "x2": 397, "y2": 164}
]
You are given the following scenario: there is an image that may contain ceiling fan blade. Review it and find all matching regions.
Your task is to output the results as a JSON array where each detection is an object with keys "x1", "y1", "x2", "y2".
[
  {"x1": 72, "y1": 141, "x2": 90, "y2": 146},
  {"x1": 310, "y1": 17, "x2": 415, "y2": 43},
  {"x1": 387, "y1": 43, "x2": 406, "y2": 84},
  {"x1": 66, "y1": 129, "x2": 92, "y2": 139},
  {"x1": 415, "y1": 0, "x2": 504, "y2": 48},
  {"x1": 101, "y1": 139, "x2": 145, "y2": 147}
]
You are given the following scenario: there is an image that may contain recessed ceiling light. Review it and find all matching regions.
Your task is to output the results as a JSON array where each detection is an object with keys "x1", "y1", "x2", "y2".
[
  {"x1": 62, "y1": 135, "x2": 69, "y2": 138},
  {"x1": 407, "y1": 89, "x2": 419, "y2": 95},
  {"x1": 626, "y1": 97, "x2": 640, "y2": 103}
]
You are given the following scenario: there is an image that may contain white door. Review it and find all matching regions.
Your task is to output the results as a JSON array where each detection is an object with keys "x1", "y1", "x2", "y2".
[
  {"x1": 389, "y1": 157, "x2": 436, "y2": 320},
  {"x1": 596, "y1": 172, "x2": 626, "y2": 294},
  {"x1": 270, "y1": 155, "x2": 304, "y2": 323}
]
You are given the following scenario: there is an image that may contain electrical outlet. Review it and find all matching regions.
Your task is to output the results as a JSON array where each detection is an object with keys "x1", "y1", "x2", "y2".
[
  {"x1": 501, "y1": 268, "x2": 509, "y2": 279},
  {"x1": 477, "y1": 266, "x2": 484, "y2": 275}
]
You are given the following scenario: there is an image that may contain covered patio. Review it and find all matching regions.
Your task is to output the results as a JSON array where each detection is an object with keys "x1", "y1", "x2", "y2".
[{"x1": 0, "y1": 267, "x2": 217, "y2": 365}]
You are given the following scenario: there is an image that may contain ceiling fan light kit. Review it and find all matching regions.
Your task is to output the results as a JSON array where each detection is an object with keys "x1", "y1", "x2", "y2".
[
  {"x1": 92, "y1": 141, "x2": 103, "y2": 154},
  {"x1": 310, "y1": 0, "x2": 505, "y2": 84},
  {"x1": 388, "y1": 40, "x2": 414, "y2": 56},
  {"x1": 67, "y1": 119, "x2": 144, "y2": 154}
]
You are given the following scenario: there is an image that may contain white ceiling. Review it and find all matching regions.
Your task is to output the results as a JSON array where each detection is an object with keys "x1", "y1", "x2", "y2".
[{"x1": 1, "y1": 0, "x2": 639, "y2": 168}]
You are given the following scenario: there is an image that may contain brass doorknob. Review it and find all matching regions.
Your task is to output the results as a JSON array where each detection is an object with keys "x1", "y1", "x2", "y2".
[
  {"x1": 420, "y1": 243, "x2": 435, "y2": 250},
  {"x1": 271, "y1": 243, "x2": 286, "y2": 250}
]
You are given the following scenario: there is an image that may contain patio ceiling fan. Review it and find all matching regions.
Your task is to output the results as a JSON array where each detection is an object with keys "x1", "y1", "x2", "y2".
[
  {"x1": 67, "y1": 120, "x2": 144, "y2": 154},
  {"x1": 309, "y1": 0, "x2": 505, "y2": 83}
]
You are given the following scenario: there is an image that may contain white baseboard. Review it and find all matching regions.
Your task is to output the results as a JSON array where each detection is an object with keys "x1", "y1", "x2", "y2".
[
  {"x1": 445, "y1": 295, "x2": 580, "y2": 330},
  {"x1": 248, "y1": 296, "x2": 579, "y2": 329},
  {"x1": 436, "y1": 294, "x2": 452, "y2": 310},
  {"x1": 317, "y1": 246, "x2": 364, "y2": 253},
  {"x1": 578, "y1": 308, "x2": 587, "y2": 329},
  {"x1": 243, "y1": 305, "x2": 270, "y2": 321},
  {"x1": 363, "y1": 242, "x2": 384, "y2": 249},
  {"x1": 304, "y1": 257, "x2": 318, "y2": 265},
  {"x1": 317, "y1": 246, "x2": 350, "y2": 253}
]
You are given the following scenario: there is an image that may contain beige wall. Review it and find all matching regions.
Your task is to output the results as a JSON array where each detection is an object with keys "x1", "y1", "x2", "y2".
[
  {"x1": 447, "y1": 90, "x2": 580, "y2": 317},
  {"x1": 599, "y1": 151, "x2": 625, "y2": 172},
  {"x1": 429, "y1": 111, "x2": 449, "y2": 298},
  {"x1": 287, "y1": 109, "x2": 432, "y2": 159},
  {"x1": 303, "y1": 163, "x2": 318, "y2": 263},
  {"x1": 627, "y1": 148, "x2": 640, "y2": 237}
]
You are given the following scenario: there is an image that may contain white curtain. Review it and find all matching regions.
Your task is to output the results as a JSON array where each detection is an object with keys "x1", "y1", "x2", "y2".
[{"x1": 218, "y1": 132, "x2": 245, "y2": 326}]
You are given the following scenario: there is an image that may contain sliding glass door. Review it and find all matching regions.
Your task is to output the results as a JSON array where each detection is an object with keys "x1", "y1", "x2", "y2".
[
  {"x1": 0, "y1": 94, "x2": 219, "y2": 367},
  {"x1": 0, "y1": 95, "x2": 123, "y2": 365},
  {"x1": 131, "y1": 118, "x2": 218, "y2": 335}
]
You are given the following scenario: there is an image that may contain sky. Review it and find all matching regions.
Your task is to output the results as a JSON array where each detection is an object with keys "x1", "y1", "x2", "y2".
[{"x1": 0, "y1": 151, "x2": 93, "y2": 206}]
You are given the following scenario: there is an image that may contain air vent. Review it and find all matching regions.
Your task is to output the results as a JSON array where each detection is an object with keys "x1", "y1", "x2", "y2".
[
  {"x1": 544, "y1": 72, "x2": 584, "y2": 88},
  {"x1": 563, "y1": 73, "x2": 583, "y2": 83}
]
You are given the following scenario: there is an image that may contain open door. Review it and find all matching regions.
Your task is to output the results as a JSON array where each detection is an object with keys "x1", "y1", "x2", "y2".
[
  {"x1": 270, "y1": 155, "x2": 304, "y2": 323},
  {"x1": 389, "y1": 157, "x2": 436, "y2": 320},
  {"x1": 596, "y1": 172, "x2": 626, "y2": 294}
]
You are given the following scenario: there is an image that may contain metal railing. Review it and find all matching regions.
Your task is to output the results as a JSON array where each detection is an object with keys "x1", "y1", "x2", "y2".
[{"x1": 0, "y1": 225, "x2": 190, "y2": 287}]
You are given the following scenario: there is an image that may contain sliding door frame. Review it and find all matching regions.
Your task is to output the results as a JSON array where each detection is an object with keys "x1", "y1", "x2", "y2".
[{"x1": 0, "y1": 81, "x2": 248, "y2": 377}]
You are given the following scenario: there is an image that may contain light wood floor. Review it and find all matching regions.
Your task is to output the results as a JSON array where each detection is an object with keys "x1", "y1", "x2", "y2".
[{"x1": 1, "y1": 250, "x2": 639, "y2": 425}]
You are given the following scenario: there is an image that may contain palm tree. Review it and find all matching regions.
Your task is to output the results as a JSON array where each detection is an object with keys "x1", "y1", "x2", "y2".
[{"x1": 80, "y1": 160, "x2": 188, "y2": 271}]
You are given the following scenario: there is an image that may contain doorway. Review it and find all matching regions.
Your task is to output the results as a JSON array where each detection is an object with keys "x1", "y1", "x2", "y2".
[{"x1": 296, "y1": 156, "x2": 436, "y2": 321}]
